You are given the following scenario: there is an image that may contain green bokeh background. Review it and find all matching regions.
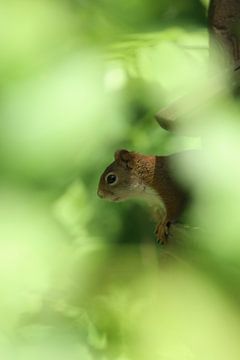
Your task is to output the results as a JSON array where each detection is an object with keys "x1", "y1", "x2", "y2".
[{"x1": 2, "y1": 1, "x2": 240, "y2": 359}]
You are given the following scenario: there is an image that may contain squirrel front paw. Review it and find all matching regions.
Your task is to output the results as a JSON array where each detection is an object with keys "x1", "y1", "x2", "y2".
[{"x1": 155, "y1": 220, "x2": 171, "y2": 245}]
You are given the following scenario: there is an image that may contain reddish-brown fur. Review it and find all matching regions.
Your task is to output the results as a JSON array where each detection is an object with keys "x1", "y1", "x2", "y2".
[
  {"x1": 127, "y1": 153, "x2": 189, "y2": 242},
  {"x1": 98, "y1": 149, "x2": 191, "y2": 244}
]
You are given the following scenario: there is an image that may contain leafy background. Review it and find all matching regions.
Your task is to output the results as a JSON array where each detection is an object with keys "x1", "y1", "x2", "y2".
[{"x1": 1, "y1": 0, "x2": 240, "y2": 359}]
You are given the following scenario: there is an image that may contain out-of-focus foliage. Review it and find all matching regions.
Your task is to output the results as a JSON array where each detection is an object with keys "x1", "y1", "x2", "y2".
[{"x1": 1, "y1": 0, "x2": 240, "y2": 359}]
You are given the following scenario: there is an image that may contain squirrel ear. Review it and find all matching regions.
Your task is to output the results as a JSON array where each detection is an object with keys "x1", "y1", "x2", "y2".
[{"x1": 114, "y1": 149, "x2": 134, "y2": 169}]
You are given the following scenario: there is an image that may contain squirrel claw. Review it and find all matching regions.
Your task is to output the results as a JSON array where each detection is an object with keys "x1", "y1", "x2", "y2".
[{"x1": 155, "y1": 221, "x2": 171, "y2": 245}]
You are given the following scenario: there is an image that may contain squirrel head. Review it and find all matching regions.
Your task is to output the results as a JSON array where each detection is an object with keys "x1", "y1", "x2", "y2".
[{"x1": 97, "y1": 149, "x2": 147, "y2": 202}]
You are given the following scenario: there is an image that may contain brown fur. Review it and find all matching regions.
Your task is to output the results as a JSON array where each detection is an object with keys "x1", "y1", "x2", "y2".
[{"x1": 97, "y1": 149, "x2": 191, "y2": 243}]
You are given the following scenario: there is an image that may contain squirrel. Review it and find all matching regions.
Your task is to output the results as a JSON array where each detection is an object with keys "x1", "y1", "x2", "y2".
[{"x1": 97, "y1": 149, "x2": 194, "y2": 244}]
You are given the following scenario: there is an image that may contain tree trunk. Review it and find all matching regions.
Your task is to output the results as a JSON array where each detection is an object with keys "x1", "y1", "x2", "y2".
[
  {"x1": 155, "y1": 0, "x2": 240, "y2": 132},
  {"x1": 208, "y1": 0, "x2": 240, "y2": 70}
]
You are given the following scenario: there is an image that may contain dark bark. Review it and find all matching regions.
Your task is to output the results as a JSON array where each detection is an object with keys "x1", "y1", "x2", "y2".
[
  {"x1": 208, "y1": 0, "x2": 240, "y2": 69},
  {"x1": 155, "y1": 0, "x2": 240, "y2": 132}
]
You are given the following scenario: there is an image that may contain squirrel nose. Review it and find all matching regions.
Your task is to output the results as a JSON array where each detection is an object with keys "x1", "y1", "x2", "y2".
[{"x1": 97, "y1": 189, "x2": 104, "y2": 198}]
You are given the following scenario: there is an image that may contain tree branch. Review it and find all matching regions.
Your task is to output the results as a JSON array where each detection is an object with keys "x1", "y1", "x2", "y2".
[{"x1": 155, "y1": 0, "x2": 240, "y2": 133}]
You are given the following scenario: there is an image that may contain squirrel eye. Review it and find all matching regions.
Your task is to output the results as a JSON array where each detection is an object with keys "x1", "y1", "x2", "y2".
[{"x1": 105, "y1": 173, "x2": 118, "y2": 185}]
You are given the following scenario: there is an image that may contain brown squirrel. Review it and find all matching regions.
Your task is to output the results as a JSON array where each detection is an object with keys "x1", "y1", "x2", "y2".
[{"x1": 97, "y1": 149, "x2": 194, "y2": 244}]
